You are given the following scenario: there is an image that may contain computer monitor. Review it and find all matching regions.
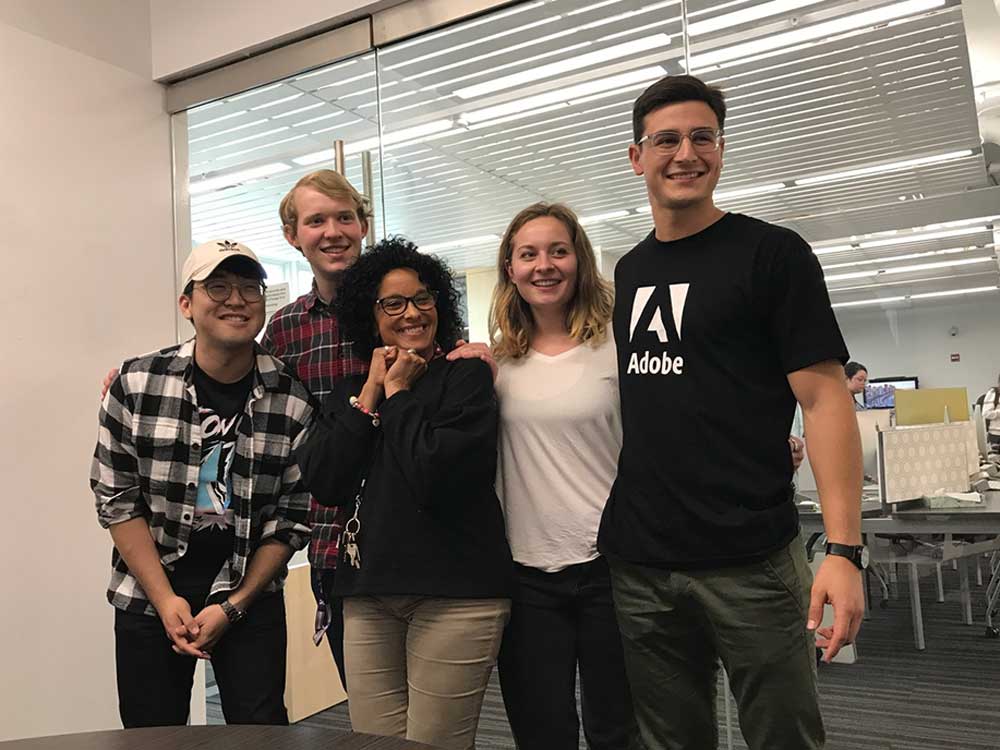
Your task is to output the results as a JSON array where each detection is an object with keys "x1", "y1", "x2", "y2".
[{"x1": 864, "y1": 376, "x2": 919, "y2": 409}]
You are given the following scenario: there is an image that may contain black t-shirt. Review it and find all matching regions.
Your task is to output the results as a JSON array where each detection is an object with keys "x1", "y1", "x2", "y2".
[
  {"x1": 169, "y1": 364, "x2": 254, "y2": 596},
  {"x1": 597, "y1": 212, "x2": 848, "y2": 568}
]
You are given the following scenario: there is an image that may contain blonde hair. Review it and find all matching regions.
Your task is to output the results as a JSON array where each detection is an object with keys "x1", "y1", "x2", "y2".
[
  {"x1": 278, "y1": 169, "x2": 369, "y2": 231},
  {"x1": 490, "y1": 202, "x2": 614, "y2": 361}
]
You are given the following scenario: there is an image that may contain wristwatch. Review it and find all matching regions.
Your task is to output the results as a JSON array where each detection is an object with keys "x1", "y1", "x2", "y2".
[
  {"x1": 825, "y1": 542, "x2": 869, "y2": 570},
  {"x1": 219, "y1": 598, "x2": 246, "y2": 624}
]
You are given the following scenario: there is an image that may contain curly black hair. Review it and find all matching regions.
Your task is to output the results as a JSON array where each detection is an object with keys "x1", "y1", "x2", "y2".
[{"x1": 335, "y1": 235, "x2": 464, "y2": 359}]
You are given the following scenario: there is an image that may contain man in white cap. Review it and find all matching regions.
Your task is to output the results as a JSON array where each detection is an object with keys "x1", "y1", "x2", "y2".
[{"x1": 91, "y1": 240, "x2": 314, "y2": 727}]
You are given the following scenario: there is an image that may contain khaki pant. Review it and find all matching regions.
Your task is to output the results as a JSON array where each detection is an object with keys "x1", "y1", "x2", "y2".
[
  {"x1": 343, "y1": 595, "x2": 510, "y2": 750},
  {"x1": 609, "y1": 534, "x2": 824, "y2": 750}
]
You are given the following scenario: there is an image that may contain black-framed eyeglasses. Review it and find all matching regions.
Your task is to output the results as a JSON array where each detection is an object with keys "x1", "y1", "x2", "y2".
[
  {"x1": 375, "y1": 290, "x2": 438, "y2": 316},
  {"x1": 199, "y1": 279, "x2": 266, "y2": 303},
  {"x1": 636, "y1": 128, "x2": 723, "y2": 154}
]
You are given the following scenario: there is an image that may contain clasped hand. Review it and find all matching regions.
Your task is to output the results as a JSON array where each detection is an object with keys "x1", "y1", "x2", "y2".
[{"x1": 157, "y1": 596, "x2": 230, "y2": 660}]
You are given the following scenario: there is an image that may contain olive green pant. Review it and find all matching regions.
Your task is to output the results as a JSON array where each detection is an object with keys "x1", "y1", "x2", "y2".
[{"x1": 608, "y1": 534, "x2": 824, "y2": 750}]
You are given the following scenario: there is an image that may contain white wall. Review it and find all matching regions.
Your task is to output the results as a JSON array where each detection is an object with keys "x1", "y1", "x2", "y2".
[
  {"x1": 837, "y1": 295, "x2": 1000, "y2": 400},
  {"x1": 149, "y1": 0, "x2": 389, "y2": 80},
  {"x1": 0, "y1": 3, "x2": 175, "y2": 741},
  {"x1": 465, "y1": 267, "x2": 496, "y2": 345}
]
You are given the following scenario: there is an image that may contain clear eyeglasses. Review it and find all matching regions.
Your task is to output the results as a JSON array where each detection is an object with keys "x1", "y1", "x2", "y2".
[{"x1": 636, "y1": 128, "x2": 723, "y2": 154}]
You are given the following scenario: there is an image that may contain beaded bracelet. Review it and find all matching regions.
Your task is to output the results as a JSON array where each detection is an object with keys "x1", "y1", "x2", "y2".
[{"x1": 349, "y1": 395, "x2": 380, "y2": 427}]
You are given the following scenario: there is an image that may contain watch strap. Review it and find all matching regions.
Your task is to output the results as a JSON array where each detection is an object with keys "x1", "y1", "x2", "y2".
[
  {"x1": 220, "y1": 598, "x2": 246, "y2": 624},
  {"x1": 825, "y1": 542, "x2": 866, "y2": 569}
]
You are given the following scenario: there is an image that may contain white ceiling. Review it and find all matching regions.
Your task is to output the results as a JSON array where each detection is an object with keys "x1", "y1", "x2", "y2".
[{"x1": 186, "y1": 0, "x2": 999, "y2": 310}]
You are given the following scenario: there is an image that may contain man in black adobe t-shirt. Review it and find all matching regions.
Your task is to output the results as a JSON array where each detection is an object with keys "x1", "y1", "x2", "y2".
[
  {"x1": 597, "y1": 75, "x2": 865, "y2": 750},
  {"x1": 92, "y1": 240, "x2": 314, "y2": 727}
]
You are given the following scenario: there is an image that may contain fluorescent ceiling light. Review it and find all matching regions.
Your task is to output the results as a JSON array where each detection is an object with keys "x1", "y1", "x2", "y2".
[
  {"x1": 386, "y1": 16, "x2": 562, "y2": 71},
  {"x1": 189, "y1": 118, "x2": 268, "y2": 144},
  {"x1": 794, "y1": 149, "x2": 975, "y2": 187},
  {"x1": 859, "y1": 225, "x2": 990, "y2": 249},
  {"x1": 250, "y1": 93, "x2": 303, "y2": 111},
  {"x1": 688, "y1": 0, "x2": 946, "y2": 69},
  {"x1": 461, "y1": 66, "x2": 666, "y2": 124},
  {"x1": 825, "y1": 256, "x2": 994, "y2": 282},
  {"x1": 687, "y1": 0, "x2": 828, "y2": 36},
  {"x1": 189, "y1": 110, "x2": 248, "y2": 130},
  {"x1": 832, "y1": 296, "x2": 906, "y2": 308},
  {"x1": 580, "y1": 210, "x2": 631, "y2": 225},
  {"x1": 293, "y1": 120, "x2": 454, "y2": 165},
  {"x1": 454, "y1": 35, "x2": 670, "y2": 100},
  {"x1": 227, "y1": 83, "x2": 283, "y2": 102},
  {"x1": 197, "y1": 126, "x2": 290, "y2": 153},
  {"x1": 832, "y1": 285, "x2": 999, "y2": 308},
  {"x1": 345, "y1": 119, "x2": 455, "y2": 156},
  {"x1": 822, "y1": 246, "x2": 980, "y2": 270},
  {"x1": 715, "y1": 182, "x2": 786, "y2": 201},
  {"x1": 188, "y1": 163, "x2": 291, "y2": 195},
  {"x1": 420, "y1": 234, "x2": 500, "y2": 252},
  {"x1": 910, "y1": 286, "x2": 998, "y2": 300},
  {"x1": 272, "y1": 103, "x2": 325, "y2": 119},
  {"x1": 813, "y1": 244, "x2": 854, "y2": 256},
  {"x1": 635, "y1": 205, "x2": 652, "y2": 214},
  {"x1": 293, "y1": 111, "x2": 345, "y2": 128}
]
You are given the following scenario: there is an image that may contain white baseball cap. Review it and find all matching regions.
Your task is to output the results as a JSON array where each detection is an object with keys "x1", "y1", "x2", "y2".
[{"x1": 181, "y1": 239, "x2": 266, "y2": 288}]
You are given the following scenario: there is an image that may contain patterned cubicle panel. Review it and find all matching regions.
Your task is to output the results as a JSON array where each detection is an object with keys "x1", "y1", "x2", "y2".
[{"x1": 879, "y1": 423, "x2": 974, "y2": 503}]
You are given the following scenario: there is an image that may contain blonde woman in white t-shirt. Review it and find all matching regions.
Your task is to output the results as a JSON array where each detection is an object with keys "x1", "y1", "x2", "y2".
[{"x1": 489, "y1": 202, "x2": 640, "y2": 750}]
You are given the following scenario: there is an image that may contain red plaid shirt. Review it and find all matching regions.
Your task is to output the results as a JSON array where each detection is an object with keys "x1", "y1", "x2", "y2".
[{"x1": 261, "y1": 284, "x2": 368, "y2": 572}]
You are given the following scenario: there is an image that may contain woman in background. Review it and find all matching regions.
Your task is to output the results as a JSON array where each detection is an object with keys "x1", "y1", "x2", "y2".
[
  {"x1": 845, "y1": 361, "x2": 869, "y2": 410},
  {"x1": 981, "y1": 371, "x2": 1000, "y2": 452},
  {"x1": 489, "y1": 202, "x2": 640, "y2": 750},
  {"x1": 297, "y1": 237, "x2": 513, "y2": 750}
]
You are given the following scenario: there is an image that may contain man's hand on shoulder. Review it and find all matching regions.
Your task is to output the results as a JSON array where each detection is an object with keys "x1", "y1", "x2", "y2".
[
  {"x1": 446, "y1": 339, "x2": 497, "y2": 381},
  {"x1": 101, "y1": 368, "x2": 120, "y2": 400}
]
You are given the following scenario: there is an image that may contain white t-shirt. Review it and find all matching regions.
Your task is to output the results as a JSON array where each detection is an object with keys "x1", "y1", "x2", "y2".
[{"x1": 495, "y1": 336, "x2": 622, "y2": 572}]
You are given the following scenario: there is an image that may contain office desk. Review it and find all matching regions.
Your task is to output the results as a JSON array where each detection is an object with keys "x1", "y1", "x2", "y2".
[
  {"x1": 798, "y1": 492, "x2": 1000, "y2": 649},
  {"x1": 0, "y1": 727, "x2": 440, "y2": 750}
]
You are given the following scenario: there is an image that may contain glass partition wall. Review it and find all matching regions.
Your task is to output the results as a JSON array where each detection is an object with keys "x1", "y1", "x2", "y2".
[{"x1": 175, "y1": 2, "x2": 1000, "y2": 741}]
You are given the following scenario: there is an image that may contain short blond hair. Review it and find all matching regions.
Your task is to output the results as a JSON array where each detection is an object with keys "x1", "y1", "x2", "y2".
[
  {"x1": 489, "y1": 202, "x2": 614, "y2": 361},
  {"x1": 278, "y1": 169, "x2": 369, "y2": 231}
]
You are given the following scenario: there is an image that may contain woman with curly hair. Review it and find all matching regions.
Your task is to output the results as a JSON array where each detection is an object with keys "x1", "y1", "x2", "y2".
[
  {"x1": 296, "y1": 236, "x2": 513, "y2": 750},
  {"x1": 490, "y1": 203, "x2": 640, "y2": 750}
]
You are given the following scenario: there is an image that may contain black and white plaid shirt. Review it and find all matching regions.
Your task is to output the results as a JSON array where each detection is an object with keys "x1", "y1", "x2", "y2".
[{"x1": 91, "y1": 339, "x2": 315, "y2": 616}]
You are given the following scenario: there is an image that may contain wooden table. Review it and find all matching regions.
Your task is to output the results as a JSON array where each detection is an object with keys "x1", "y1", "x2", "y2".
[{"x1": 0, "y1": 727, "x2": 441, "y2": 750}]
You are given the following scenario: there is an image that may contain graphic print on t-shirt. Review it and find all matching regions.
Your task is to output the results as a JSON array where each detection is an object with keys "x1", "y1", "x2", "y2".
[
  {"x1": 194, "y1": 406, "x2": 238, "y2": 532},
  {"x1": 626, "y1": 283, "x2": 689, "y2": 376}
]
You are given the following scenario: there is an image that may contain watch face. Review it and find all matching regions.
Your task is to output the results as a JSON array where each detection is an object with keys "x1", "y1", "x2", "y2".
[{"x1": 859, "y1": 546, "x2": 870, "y2": 569}]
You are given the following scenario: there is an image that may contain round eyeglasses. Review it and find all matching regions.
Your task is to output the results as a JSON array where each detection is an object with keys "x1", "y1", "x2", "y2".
[
  {"x1": 375, "y1": 290, "x2": 438, "y2": 316},
  {"x1": 636, "y1": 128, "x2": 723, "y2": 155},
  {"x1": 199, "y1": 279, "x2": 266, "y2": 303}
]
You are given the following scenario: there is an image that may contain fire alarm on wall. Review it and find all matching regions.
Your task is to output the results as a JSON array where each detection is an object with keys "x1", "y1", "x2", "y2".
[{"x1": 950, "y1": 353, "x2": 960, "y2": 362}]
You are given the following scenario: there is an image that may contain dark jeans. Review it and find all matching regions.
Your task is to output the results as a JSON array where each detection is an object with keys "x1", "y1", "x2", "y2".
[
  {"x1": 316, "y1": 569, "x2": 348, "y2": 689},
  {"x1": 114, "y1": 592, "x2": 288, "y2": 727},
  {"x1": 498, "y1": 557, "x2": 641, "y2": 750},
  {"x1": 608, "y1": 533, "x2": 824, "y2": 750}
]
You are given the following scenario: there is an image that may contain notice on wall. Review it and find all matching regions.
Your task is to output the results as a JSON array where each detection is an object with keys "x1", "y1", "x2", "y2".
[{"x1": 265, "y1": 282, "x2": 290, "y2": 323}]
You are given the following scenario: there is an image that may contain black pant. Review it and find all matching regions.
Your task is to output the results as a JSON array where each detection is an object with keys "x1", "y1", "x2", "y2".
[
  {"x1": 498, "y1": 557, "x2": 640, "y2": 750},
  {"x1": 317, "y1": 570, "x2": 347, "y2": 689},
  {"x1": 114, "y1": 592, "x2": 288, "y2": 727}
]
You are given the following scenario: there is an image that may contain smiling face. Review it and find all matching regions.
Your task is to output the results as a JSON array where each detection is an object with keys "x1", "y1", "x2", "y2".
[
  {"x1": 374, "y1": 268, "x2": 439, "y2": 360},
  {"x1": 629, "y1": 100, "x2": 725, "y2": 213},
  {"x1": 283, "y1": 186, "x2": 367, "y2": 283},
  {"x1": 507, "y1": 215, "x2": 578, "y2": 319},
  {"x1": 179, "y1": 268, "x2": 265, "y2": 354}
]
